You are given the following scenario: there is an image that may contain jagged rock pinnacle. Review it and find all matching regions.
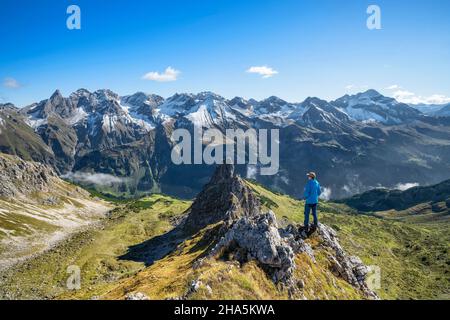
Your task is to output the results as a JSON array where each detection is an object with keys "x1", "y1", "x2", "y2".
[{"x1": 182, "y1": 164, "x2": 261, "y2": 233}]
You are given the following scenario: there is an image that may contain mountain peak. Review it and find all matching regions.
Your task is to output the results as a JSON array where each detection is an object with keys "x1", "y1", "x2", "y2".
[
  {"x1": 194, "y1": 92, "x2": 226, "y2": 105},
  {"x1": 302, "y1": 96, "x2": 328, "y2": 107},
  {"x1": 182, "y1": 164, "x2": 261, "y2": 233},
  {"x1": 70, "y1": 88, "x2": 92, "y2": 100},
  {"x1": 94, "y1": 89, "x2": 120, "y2": 102},
  {"x1": 228, "y1": 96, "x2": 250, "y2": 107},
  {"x1": 332, "y1": 89, "x2": 421, "y2": 124},
  {"x1": 50, "y1": 89, "x2": 63, "y2": 101},
  {"x1": 0, "y1": 103, "x2": 17, "y2": 110},
  {"x1": 263, "y1": 96, "x2": 287, "y2": 105},
  {"x1": 360, "y1": 89, "x2": 382, "y2": 98}
]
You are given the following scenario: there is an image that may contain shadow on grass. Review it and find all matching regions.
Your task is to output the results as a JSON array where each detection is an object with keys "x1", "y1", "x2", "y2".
[
  {"x1": 118, "y1": 226, "x2": 187, "y2": 266},
  {"x1": 119, "y1": 222, "x2": 224, "y2": 267}
]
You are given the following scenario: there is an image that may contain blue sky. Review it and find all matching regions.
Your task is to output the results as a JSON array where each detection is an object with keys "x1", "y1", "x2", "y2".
[{"x1": 1, "y1": 0, "x2": 449, "y2": 107}]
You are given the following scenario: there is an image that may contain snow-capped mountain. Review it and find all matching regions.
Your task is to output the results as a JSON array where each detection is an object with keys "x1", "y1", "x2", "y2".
[
  {"x1": 293, "y1": 97, "x2": 350, "y2": 130},
  {"x1": 21, "y1": 88, "x2": 425, "y2": 137},
  {"x1": 120, "y1": 92, "x2": 164, "y2": 119},
  {"x1": 332, "y1": 89, "x2": 421, "y2": 124},
  {"x1": 2, "y1": 88, "x2": 450, "y2": 200},
  {"x1": 157, "y1": 92, "x2": 246, "y2": 128}
]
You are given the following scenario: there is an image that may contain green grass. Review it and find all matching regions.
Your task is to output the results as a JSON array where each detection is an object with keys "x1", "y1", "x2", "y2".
[
  {"x1": 1, "y1": 181, "x2": 448, "y2": 300},
  {"x1": 0, "y1": 194, "x2": 190, "y2": 299},
  {"x1": 247, "y1": 181, "x2": 450, "y2": 300}
]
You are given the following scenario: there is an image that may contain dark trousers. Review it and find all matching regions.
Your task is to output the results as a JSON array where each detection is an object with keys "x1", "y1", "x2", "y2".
[{"x1": 304, "y1": 203, "x2": 318, "y2": 228}]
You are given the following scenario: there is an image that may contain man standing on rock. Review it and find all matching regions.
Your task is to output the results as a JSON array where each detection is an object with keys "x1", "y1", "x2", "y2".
[{"x1": 303, "y1": 172, "x2": 322, "y2": 234}]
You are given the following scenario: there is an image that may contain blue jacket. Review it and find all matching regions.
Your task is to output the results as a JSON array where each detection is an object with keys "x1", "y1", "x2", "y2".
[{"x1": 304, "y1": 179, "x2": 322, "y2": 204}]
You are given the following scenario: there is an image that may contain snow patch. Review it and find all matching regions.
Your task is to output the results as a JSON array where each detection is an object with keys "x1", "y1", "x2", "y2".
[
  {"x1": 101, "y1": 114, "x2": 119, "y2": 133},
  {"x1": 66, "y1": 107, "x2": 88, "y2": 125}
]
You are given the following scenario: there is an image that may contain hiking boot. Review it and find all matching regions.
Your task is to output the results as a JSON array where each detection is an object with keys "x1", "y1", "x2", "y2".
[{"x1": 301, "y1": 226, "x2": 309, "y2": 238}]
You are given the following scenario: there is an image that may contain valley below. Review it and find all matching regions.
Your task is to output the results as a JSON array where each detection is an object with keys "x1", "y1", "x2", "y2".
[{"x1": 0, "y1": 163, "x2": 448, "y2": 300}]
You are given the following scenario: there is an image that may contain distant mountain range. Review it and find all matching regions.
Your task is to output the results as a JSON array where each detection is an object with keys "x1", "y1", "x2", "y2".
[
  {"x1": 410, "y1": 103, "x2": 450, "y2": 117},
  {"x1": 342, "y1": 178, "x2": 450, "y2": 214},
  {"x1": 1, "y1": 89, "x2": 450, "y2": 199}
]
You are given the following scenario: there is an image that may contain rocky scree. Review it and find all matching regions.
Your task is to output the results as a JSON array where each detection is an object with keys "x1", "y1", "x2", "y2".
[{"x1": 0, "y1": 153, "x2": 59, "y2": 198}]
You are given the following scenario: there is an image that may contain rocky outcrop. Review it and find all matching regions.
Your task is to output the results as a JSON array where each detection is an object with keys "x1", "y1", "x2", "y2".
[
  {"x1": 207, "y1": 210, "x2": 378, "y2": 299},
  {"x1": 182, "y1": 164, "x2": 261, "y2": 233},
  {"x1": 209, "y1": 211, "x2": 297, "y2": 287},
  {"x1": 0, "y1": 153, "x2": 59, "y2": 198},
  {"x1": 188, "y1": 164, "x2": 378, "y2": 299},
  {"x1": 316, "y1": 224, "x2": 378, "y2": 299}
]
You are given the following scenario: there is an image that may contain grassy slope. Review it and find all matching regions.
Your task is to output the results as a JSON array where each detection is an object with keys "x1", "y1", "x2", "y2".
[
  {"x1": 0, "y1": 156, "x2": 111, "y2": 269},
  {"x1": 0, "y1": 179, "x2": 87, "y2": 241},
  {"x1": 1, "y1": 182, "x2": 448, "y2": 300},
  {"x1": 0, "y1": 110, "x2": 54, "y2": 163},
  {"x1": 0, "y1": 194, "x2": 190, "y2": 299},
  {"x1": 248, "y1": 182, "x2": 449, "y2": 300}
]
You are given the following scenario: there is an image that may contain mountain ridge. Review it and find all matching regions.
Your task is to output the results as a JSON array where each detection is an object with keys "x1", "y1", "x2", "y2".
[
  {"x1": 2, "y1": 89, "x2": 450, "y2": 200},
  {"x1": 341, "y1": 178, "x2": 450, "y2": 214}
]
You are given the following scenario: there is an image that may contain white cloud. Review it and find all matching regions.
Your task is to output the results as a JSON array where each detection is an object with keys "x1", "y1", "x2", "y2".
[
  {"x1": 3, "y1": 77, "x2": 21, "y2": 89},
  {"x1": 393, "y1": 90, "x2": 450, "y2": 105},
  {"x1": 394, "y1": 182, "x2": 419, "y2": 191},
  {"x1": 320, "y1": 187, "x2": 332, "y2": 201},
  {"x1": 246, "y1": 165, "x2": 257, "y2": 179},
  {"x1": 142, "y1": 67, "x2": 180, "y2": 82},
  {"x1": 246, "y1": 66, "x2": 278, "y2": 78},
  {"x1": 62, "y1": 171, "x2": 128, "y2": 187},
  {"x1": 393, "y1": 89, "x2": 415, "y2": 100},
  {"x1": 345, "y1": 84, "x2": 369, "y2": 91},
  {"x1": 385, "y1": 85, "x2": 450, "y2": 105}
]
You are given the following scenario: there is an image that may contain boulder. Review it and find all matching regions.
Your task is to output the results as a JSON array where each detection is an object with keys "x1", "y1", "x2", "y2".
[{"x1": 209, "y1": 211, "x2": 296, "y2": 286}]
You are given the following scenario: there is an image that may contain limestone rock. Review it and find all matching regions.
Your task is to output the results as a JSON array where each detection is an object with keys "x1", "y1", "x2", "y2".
[
  {"x1": 0, "y1": 153, "x2": 58, "y2": 198},
  {"x1": 182, "y1": 164, "x2": 261, "y2": 233},
  {"x1": 125, "y1": 292, "x2": 150, "y2": 300},
  {"x1": 316, "y1": 224, "x2": 379, "y2": 299},
  {"x1": 209, "y1": 211, "x2": 296, "y2": 286}
]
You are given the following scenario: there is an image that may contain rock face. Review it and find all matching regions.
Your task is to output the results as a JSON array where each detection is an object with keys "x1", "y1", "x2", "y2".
[
  {"x1": 209, "y1": 211, "x2": 297, "y2": 287},
  {"x1": 316, "y1": 224, "x2": 378, "y2": 299},
  {"x1": 0, "y1": 105, "x2": 55, "y2": 166},
  {"x1": 182, "y1": 164, "x2": 261, "y2": 233},
  {"x1": 188, "y1": 164, "x2": 378, "y2": 299},
  {"x1": 0, "y1": 153, "x2": 58, "y2": 198}
]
